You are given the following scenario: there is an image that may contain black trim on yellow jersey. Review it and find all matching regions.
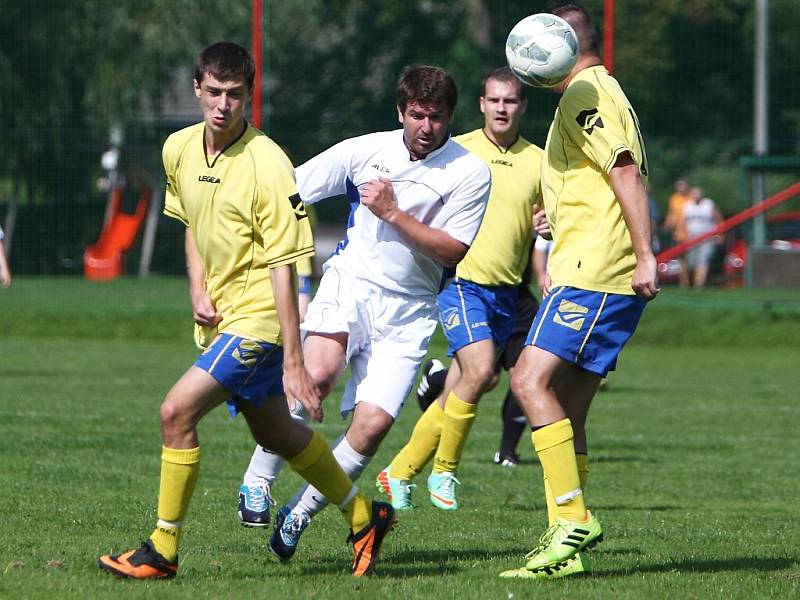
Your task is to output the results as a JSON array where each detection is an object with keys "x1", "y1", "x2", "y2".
[
  {"x1": 480, "y1": 128, "x2": 520, "y2": 154},
  {"x1": 268, "y1": 246, "x2": 315, "y2": 269},
  {"x1": 203, "y1": 120, "x2": 249, "y2": 169},
  {"x1": 289, "y1": 193, "x2": 309, "y2": 220}
]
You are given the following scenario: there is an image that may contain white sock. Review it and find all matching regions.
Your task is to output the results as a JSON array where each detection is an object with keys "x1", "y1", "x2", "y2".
[
  {"x1": 243, "y1": 403, "x2": 308, "y2": 487},
  {"x1": 288, "y1": 433, "x2": 371, "y2": 518}
]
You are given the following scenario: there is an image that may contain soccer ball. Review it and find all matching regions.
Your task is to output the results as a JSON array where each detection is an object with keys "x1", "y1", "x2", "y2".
[{"x1": 505, "y1": 13, "x2": 579, "y2": 88}]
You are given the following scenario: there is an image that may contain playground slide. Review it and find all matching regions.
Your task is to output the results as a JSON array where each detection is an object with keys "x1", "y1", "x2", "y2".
[{"x1": 83, "y1": 187, "x2": 152, "y2": 281}]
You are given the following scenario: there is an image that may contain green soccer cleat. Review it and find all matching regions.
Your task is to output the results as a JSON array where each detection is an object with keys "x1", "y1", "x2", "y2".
[
  {"x1": 499, "y1": 551, "x2": 591, "y2": 579},
  {"x1": 376, "y1": 466, "x2": 416, "y2": 510},
  {"x1": 521, "y1": 512, "x2": 603, "y2": 572},
  {"x1": 427, "y1": 471, "x2": 460, "y2": 511}
]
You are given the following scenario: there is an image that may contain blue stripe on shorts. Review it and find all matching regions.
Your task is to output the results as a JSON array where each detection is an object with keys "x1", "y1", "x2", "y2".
[
  {"x1": 438, "y1": 278, "x2": 516, "y2": 356},
  {"x1": 525, "y1": 286, "x2": 646, "y2": 377},
  {"x1": 194, "y1": 333, "x2": 284, "y2": 416}
]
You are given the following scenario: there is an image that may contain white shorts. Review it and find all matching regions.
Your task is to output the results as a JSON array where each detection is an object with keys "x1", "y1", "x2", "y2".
[{"x1": 301, "y1": 265, "x2": 438, "y2": 419}]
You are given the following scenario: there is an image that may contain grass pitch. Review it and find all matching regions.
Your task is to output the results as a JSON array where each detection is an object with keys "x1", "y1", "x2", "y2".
[{"x1": 0, "y1": 278, "x2": 798, "y2": 598}]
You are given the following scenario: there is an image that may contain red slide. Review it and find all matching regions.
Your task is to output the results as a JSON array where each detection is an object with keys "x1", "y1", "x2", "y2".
[{"x1": 83, "y1": 187, "x2": 152, "y2": 281}]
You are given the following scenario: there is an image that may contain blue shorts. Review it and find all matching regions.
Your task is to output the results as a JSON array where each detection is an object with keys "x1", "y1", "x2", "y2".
[
  {"x1": 525, "y1": 286, "x2": 646, "y2": 377},
  {"x1": 194, "y1": 333, "x2": 284, "y2": 416},
  {"x1": 438, "y1": 278, "x2": 517, "y2": 356}
]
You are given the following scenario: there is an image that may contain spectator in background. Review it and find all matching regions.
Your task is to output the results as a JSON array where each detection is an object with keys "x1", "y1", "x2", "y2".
[
  {"x1": 0, "y1": 225, "x2": 12, "y2": 288},
  {"x1": 664, "y1": 177, "x2": 691, "y2": 287},
  {"x1": 683, "y1": 186, "x2": 723, "y2": 288}
]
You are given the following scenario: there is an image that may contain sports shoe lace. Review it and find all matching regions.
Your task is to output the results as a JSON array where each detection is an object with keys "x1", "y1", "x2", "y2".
[
  {"x1": 524, "y1": 522, "x2": 562, "y2": 560},
  {"x1": 247, "y1": 482, "x2": 276, "y2": 512},
  {"x1": 394, "y1": 481, "x2": 417, "y2": 508},
  {"x1": 284, "y1": 511, "x2": 310, "y2": 539},
  {"x1": 439, "y1": 473, "x2": 460, "y2": 495}
]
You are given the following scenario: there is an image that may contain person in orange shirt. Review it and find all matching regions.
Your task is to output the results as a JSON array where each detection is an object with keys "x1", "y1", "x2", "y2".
[{"x1": 664, "y1": 177, "x2": 692, "y2": 287}]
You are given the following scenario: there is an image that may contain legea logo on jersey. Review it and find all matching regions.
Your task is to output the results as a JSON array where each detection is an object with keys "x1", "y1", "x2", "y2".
[
  {"x1": 441, "y1": 308, "x2": 461, "y2": 331},
  {"x1": 370, "y1": 163, "x2": 390, "y2": 174},
  {"x1": 491, "y1": 159, "x2": 513, "y2": 167},
  {"x1": 576, "y1": 108, "x2": 604, "y2": 135},
  {"x1": 198, "y1": 175, "x2": 221, "y2": 184},
  {"x1": 553, "y1": 299, "x2": 589, "y2": 331}
]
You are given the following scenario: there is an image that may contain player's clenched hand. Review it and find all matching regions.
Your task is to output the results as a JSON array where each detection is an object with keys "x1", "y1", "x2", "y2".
[
  {"x1": 360, "y1": 177, "x2": 399, "y2": 222},
  {"x1": 283, "y1": 363, "x2": 323, "y2": 422},
  {"x1": 191, "y1": 290, "x2": 222, "y2": 327},
  {"x1": 532, "y1": 203, "x2": 552, "y2": 240},
  {"x1": 631, "y1": 253, "x2": 660, "y2": 300},
  {"x1": 541, "y1": 272, "x2": 552, "y2": 297}
]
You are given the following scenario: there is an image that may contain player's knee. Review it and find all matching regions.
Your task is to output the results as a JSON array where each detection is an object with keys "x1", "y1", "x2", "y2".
[
  {"x1": 510, "y1": 369, "x2": 540, "y2": 402},
  {"x1": 159, "y1": 397, "x2": 192, "y2": 437},
  {"x1": 460, "y1": 361, "x2": 496, "y2": 393},
  {"x1": 349, "y1": 413, "x2": 392, "y2": 455}
]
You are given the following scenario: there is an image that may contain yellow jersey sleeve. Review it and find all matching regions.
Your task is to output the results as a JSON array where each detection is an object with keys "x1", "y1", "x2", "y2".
[
  {"x1": 560, "y1": 80, "x2": 631, "y2": 175},
  {"x1": 255, "y1": 149, "x2": 314, "y2": 269},
  {"x1": 161, "y1": 130, "x2": 192, "y2": 226}
]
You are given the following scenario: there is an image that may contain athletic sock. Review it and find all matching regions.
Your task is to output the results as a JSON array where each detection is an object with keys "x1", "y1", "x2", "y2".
[
  {"x1": 390, "y1": 400, "x2": 445, "y2": 480},
  {"x1": 433, "y1": 391, "x2": 478, "y2": 474},
  {"x1": 149, "y1": 446, "x2": 201, "y2": 561},
  {"x1": 531, "y1": 419, "x2": 587, "y2": 522},
  {"x1": 499, "y1": 388, "x2": 527, "y2": 457},
  {"x1": 242, "y1": 406, "x2": 307, "y2": 487},
  {"x1": 243, "y1": 445, "x2": 284, "y2": 488},
  {"x1": 577, "y1": 453, "x2": 589, "y2": 494},
  {"x1": 544, "y1": 453, "x2": 589, "y2": 526},
  {"x1": 291, "y1": 433, "x2": 372, "y2": 517},
  {"x1": 287, "y1": 430, "x2": 370, "y2": 532}
]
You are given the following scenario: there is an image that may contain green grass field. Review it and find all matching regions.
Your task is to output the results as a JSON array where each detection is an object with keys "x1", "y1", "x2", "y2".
[{"x1": 1, "y1": 278, "x2": 799, "y2": 598}]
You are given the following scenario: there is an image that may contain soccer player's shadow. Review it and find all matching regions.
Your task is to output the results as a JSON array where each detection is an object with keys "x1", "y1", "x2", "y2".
[
  {"x1": 592, "y1": 555, "x2": 795, "y2": 577},
  {"x1": 298, "y1": 547, "x2": 531, "y2": 577}
]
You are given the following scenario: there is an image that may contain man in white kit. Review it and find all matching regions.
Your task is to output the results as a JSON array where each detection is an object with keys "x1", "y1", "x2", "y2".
[{"x1": 237, "y1": 65, "x2": 491, "y2": 561}]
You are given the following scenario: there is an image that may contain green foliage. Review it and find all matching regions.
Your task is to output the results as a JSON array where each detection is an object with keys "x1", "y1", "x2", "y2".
[{"x1": 2, "y1": 1, "x2": 800, "y2": 269}]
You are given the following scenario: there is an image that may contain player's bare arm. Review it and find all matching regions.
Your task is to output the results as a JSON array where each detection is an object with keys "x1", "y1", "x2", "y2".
[
  {"x1": 184, "y1": 228, "x2": 222, "y2": 327},
  {"x1": 360, "y1": 176, "x2": 469, "y2": 267},
  {"x1": 270, "y1": 263, "x2": 322, "y2": 421},
  {"x1": 532, "y1": 202, "x2": 552, "y2": 240},
  {"x1": 610, "y1": 153, "x2": 660, "y2": 300}
]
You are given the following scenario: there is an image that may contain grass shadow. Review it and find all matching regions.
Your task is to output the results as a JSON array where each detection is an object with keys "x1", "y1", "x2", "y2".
[
  {"x1": 595, "y1": 556, "x2": 796, "y2": 577},
  {"x1": 296, "y1": 547, "x2": 531, "y2": 577},
  {"x1": 594, "y1": 504, "x2": 681, "y2": 512}
]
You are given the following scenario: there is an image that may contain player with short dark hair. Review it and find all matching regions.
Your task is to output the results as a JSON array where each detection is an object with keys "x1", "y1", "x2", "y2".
[
  {"x1": 377, "y1": 66, "x2": 546, "y2": 510},
  {"x1": 98, "y1": 41, "x2": 393, "y2": 580},
  {"x1": 237, "y1": 64, "x2": 491, "y2": 562},
  {"x1": 499, "y1": 3, "x2": 658, "y2": 579}
]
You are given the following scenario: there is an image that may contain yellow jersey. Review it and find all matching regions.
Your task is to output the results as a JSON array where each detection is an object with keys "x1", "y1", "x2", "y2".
[
  {"x1": 541, "y1": 66, "x2": 649, "y2": 294},
  {"x1": 453, "y1": 129, "x2": 542, "y2": 286},
  {"x1": 163, "y1": 122, "x2": 314, "y2": 346}
]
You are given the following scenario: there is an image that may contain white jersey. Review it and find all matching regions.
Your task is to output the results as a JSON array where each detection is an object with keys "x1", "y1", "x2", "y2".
[
  {"x1": 296, "y1": 129, "x2": 491, "y2": 298},
  {"x1": 684, "y1": 198, "x2": 717, "y2": 238}
]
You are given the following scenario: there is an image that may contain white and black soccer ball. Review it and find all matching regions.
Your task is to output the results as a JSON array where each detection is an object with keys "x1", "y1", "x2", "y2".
[{"x1": 505, "y1": 13, "x2": 579, "y2": 88}]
